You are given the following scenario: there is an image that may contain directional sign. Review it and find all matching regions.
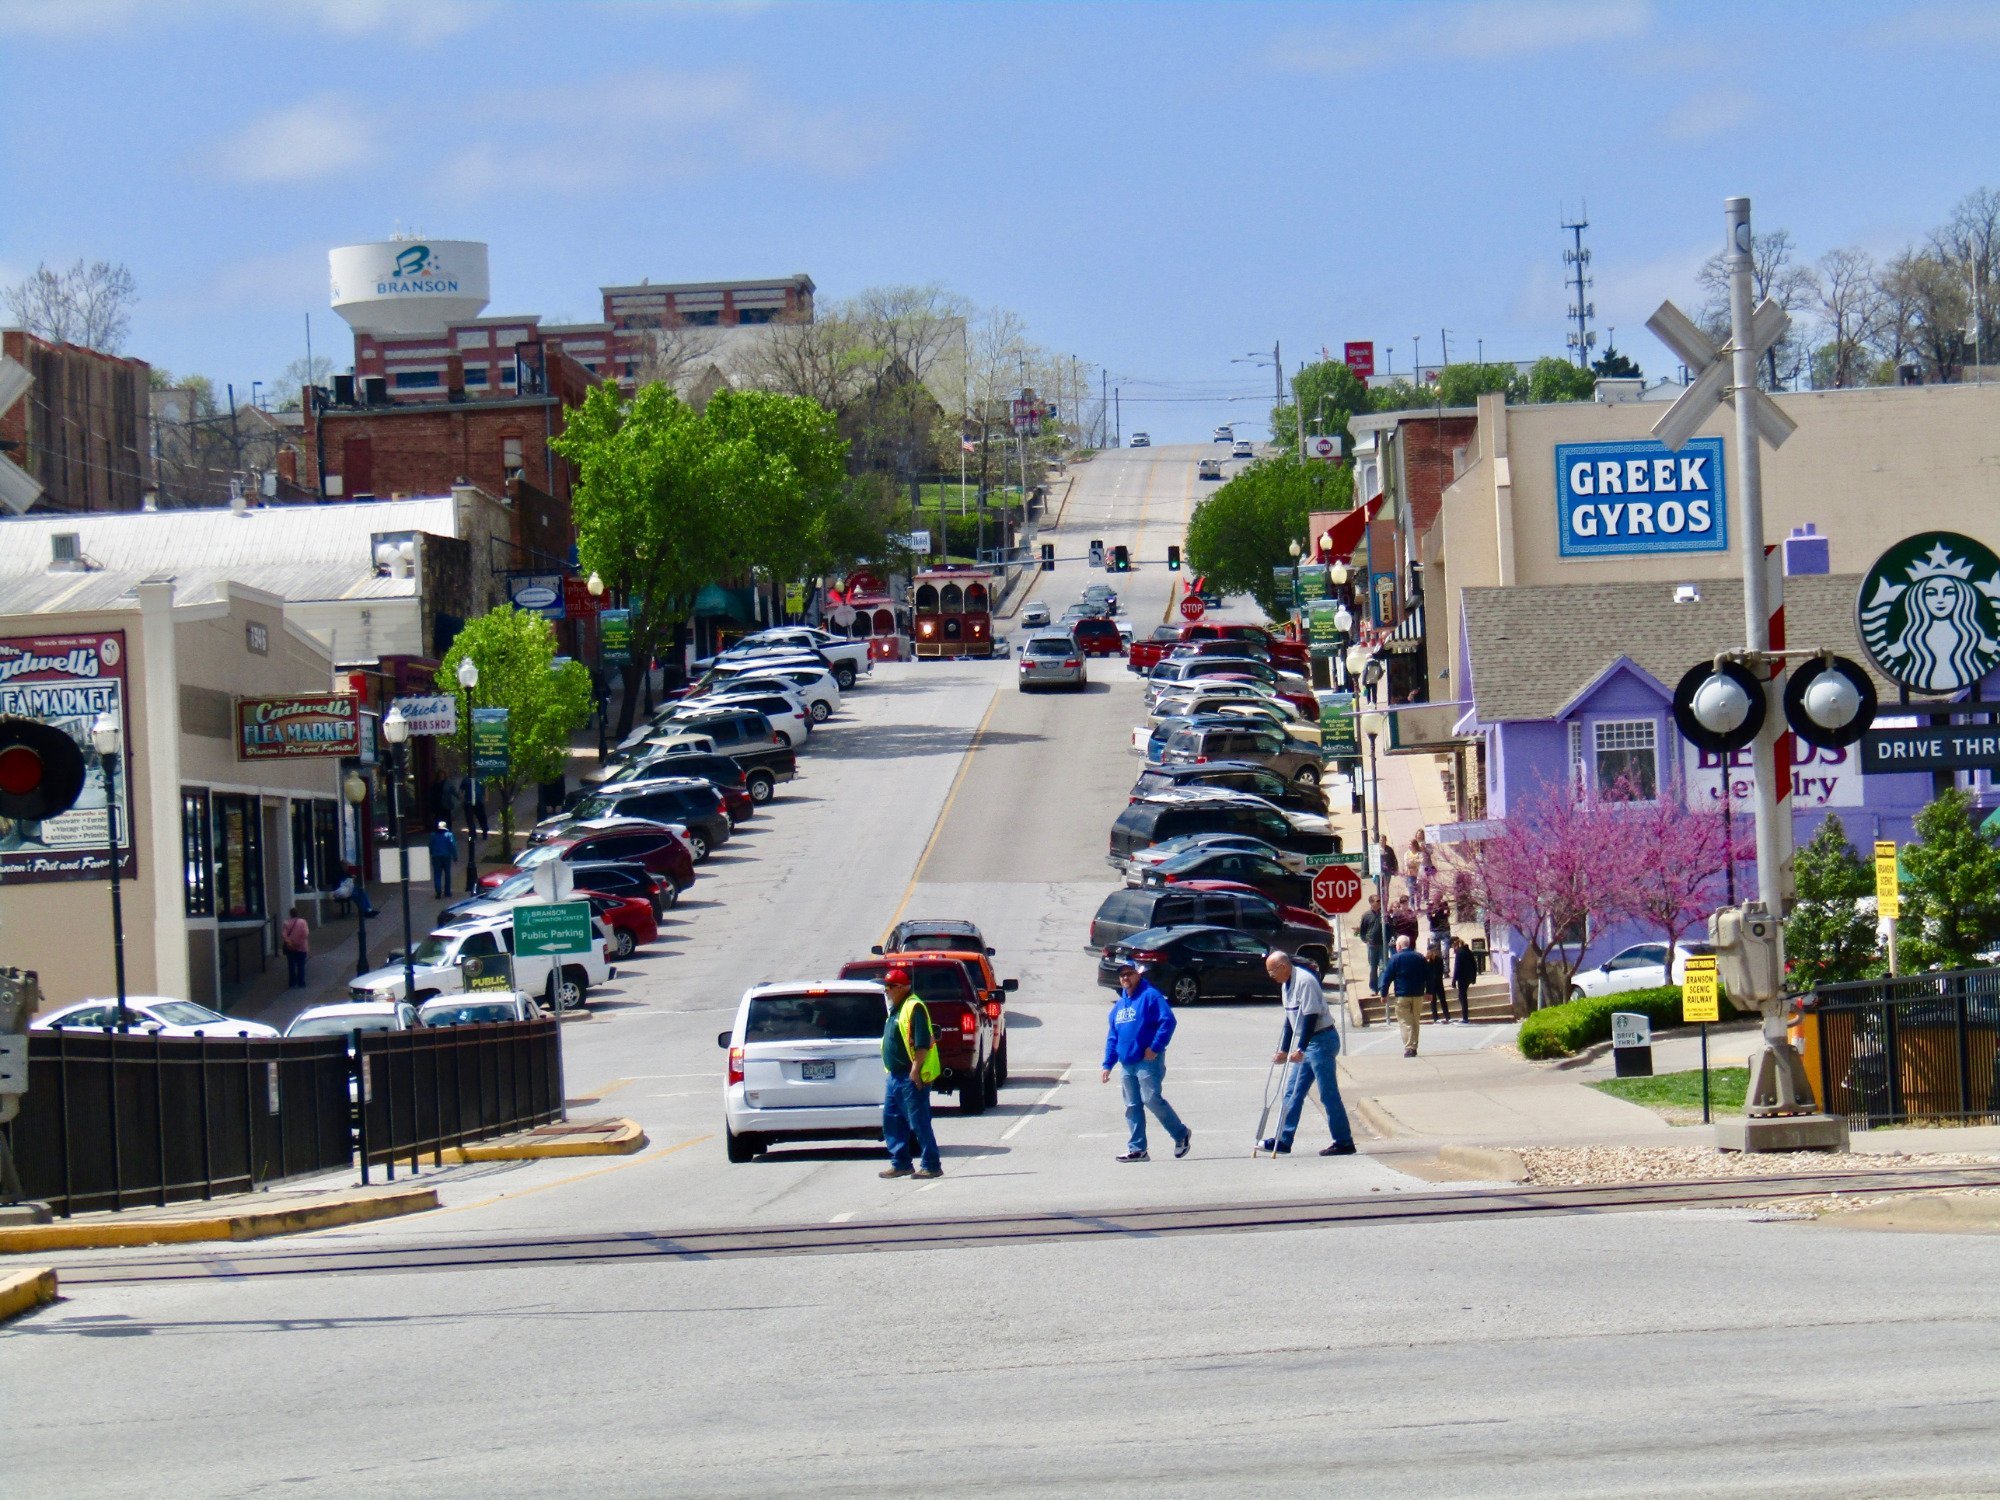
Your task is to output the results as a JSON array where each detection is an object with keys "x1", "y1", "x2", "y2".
[
  {"x1": 1179, "y1": 594, "x2": 1206, "y2": 621},
  {"x1": 1311, "y1": 863, "x2": 1363, "y2": 916},
  {"x1": 515, "y1": 900, "x2": 593, "y2": 955},
  {"x1": 1645, "y1": 295, "x2": 1798, "y2": 454},
  {"x1": 0, "y1": 358, "x2": 44, "y2": 514}
]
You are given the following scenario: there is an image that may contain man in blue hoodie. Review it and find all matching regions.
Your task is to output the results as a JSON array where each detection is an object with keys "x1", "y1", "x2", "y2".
[{"x1": 1101, "y1": 961, "x2": 1191, "y2": 1163}]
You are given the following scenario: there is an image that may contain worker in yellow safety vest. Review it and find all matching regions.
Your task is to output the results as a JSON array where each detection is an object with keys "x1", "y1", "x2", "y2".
[{"x1": 880, "y1": 967, "x2": 942, "y2": 1179}]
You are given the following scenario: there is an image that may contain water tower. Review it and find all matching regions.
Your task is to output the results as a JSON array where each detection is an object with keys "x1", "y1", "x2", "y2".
[{"x1": 329, "y1": 238, "x2": 490, "y2": 338}]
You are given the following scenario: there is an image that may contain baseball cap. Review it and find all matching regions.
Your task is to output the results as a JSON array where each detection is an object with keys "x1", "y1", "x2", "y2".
[
  {"x1": 1116, "y1": 960, "x2": 1140, "y2": 975},
  {"x1": 885, "y1": 966, "x2": 912, "y2": 987}
]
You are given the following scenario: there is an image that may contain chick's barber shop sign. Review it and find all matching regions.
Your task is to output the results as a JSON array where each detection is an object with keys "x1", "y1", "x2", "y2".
[{"x1": 1556, "y1": 437, "x2": 1726, "y2": 559}]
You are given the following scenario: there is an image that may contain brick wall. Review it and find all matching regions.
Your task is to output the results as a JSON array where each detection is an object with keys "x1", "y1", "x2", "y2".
[{"x1": 2, "y1": 329, "x2": 153, "y2": 513}]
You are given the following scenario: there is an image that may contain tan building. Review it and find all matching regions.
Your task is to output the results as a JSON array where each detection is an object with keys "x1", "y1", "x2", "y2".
[
  {"x1": 1397, "y1": 381, "x2": 2000, "y2": 748},
  {"x1": 0, "y1": 577, "x2": 347, "y2": 1012}
]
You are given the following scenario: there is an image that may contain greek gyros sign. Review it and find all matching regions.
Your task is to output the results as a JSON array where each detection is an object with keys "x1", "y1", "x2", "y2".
[{"x1": 1555, "y1": 437, "x2": 1726, "y2": 559}]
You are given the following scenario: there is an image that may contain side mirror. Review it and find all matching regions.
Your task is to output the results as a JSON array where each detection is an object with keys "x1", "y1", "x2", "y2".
[
  {"x1": 716, "y1": 1030, "x2": 732, "y2": 1049},
  {"x1": 869, "y1": 944, "x2": 884, "y2": 956},
  {"x1": 985, "y1": 946, "x2": 996, "y2": 956},
  {"x1": 1002, "y1": 978, "x2": 1019, "y2": 992}
]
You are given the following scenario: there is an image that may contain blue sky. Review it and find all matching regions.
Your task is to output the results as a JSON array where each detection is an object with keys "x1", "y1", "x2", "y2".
[{"x1": 5, "y1": 0, "x2": 1999, "y2": 441}]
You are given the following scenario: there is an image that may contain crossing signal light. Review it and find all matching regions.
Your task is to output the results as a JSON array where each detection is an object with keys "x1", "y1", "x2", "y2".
[
  {"x1": 1113, "y1": 545, "x2": 1130, "y2": 572},
  {"x1": 0, "y1": 715, "x2": 88, "y2": 821},
  {"x1": 1040, "y1": 543, "x2": 1055, "y2": 573},
  {"x1": 1167, "y1": 545, "x2": 1181, "y2": 572}
]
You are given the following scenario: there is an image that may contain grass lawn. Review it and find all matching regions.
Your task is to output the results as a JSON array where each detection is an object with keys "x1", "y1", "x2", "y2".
[{"x1": 1592, "y1": 1066, "x2": 1749, "y2": 1122}]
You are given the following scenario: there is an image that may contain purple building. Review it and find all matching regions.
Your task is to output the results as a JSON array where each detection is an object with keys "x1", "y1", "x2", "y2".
[{"x1": 1452, "y1": 573, "x2": 1944, "y2": 990}]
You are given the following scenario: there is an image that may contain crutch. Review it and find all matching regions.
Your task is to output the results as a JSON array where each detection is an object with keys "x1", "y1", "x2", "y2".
[{"x1": 1253, "y1": 1048, "x2": 1301, "y2": 1156}]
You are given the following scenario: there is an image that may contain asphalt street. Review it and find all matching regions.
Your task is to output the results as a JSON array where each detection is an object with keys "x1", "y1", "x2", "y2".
[{"x1": 7, "y1": 444, "x2": 1997, "y2": 1496}]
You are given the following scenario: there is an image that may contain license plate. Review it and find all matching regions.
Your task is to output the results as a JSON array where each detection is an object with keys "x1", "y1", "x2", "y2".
[{"x1": 800, "y1": 1060, "x2": 836, "y2": 1081}]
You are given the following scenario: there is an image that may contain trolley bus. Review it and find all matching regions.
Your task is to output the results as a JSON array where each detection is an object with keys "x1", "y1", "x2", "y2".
[{"x1": 911, "y1": 565, "x2": 995, "y2": 660}]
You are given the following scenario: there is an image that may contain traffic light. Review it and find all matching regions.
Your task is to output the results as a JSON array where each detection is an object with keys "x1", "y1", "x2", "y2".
[
  {"x1": 1166, "y1": 545, "x2": 1181, "y2": 572},
  {"x1": 0, "y1": 716, "x2": 87, "y2": 821},
  {"x1": 1040, "y1": 543, "x2": 1055, "y2": 573},
  {"x1": 1113, "y1": 545, "x2": 1130, "y2": 572}
]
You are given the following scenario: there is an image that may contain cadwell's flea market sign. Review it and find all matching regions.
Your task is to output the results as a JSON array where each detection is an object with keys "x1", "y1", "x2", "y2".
[
  {"x1": 1555, "y1": 436, "x2": 1726, "y2": 559},
  {"x1": 236, "y1": 694, "x2": 361, "y2": 760}
]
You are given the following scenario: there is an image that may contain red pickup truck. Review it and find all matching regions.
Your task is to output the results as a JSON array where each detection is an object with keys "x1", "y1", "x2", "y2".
[
  {"x1": 1131, "y1": 622, "x2": 1308, "y2": 677},
  {"x1": 1127, "y1": 624, "x2": 1184, "y2": 676},
  {"x1": 838, "y1": 954, "x2": 998, "y2": 1113}
]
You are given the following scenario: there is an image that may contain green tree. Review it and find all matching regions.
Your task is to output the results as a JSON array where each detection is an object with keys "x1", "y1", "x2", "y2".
[
  {"x1": 1523, "y1": 356, "x2": 1598, "y2": 403},
  {"x1": 1592, "y1": 346, "x2": 1643, "y2": 379},
  {"x1": 1784, "y1": 814, "x2": 1880, "y2": 988},
  {"x1": 703, "y1": 387, "x2": 851, "y2": 590},
  {"x1": 1269, "y1": 359, "x2": 1371, "y2": 453},
  {"x1": 435, "y1": 606, "x2": 591, "y2": 855},
  {"x1": 1432, "y1": 361, "x2": 1519, "y2": 407},
  {"x1": 1897, "y1": 789, "x2": 2000, "y2": 970},
  {"x1": 1185, "y1": 455, "x2": 1350, "y2": 619}
]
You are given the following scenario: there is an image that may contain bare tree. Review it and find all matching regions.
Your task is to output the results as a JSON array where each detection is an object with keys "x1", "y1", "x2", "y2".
[
  {"x1": 1880, "y1": 249, "x2": 1971, "y2": 382},
  {"x1": 1811, "y1": 247, "x2": 1884, "y2": 388},
  {"x1": 750, "y1": 315, "x2": 868, "y2": 410},
  {"x1": 4, "y1": 258, "x2": 137, "y2": 352},
  {"x1": 1696, "y1": 228, "x2": 1817, "y2": 389},
  {"x1": 850, "y1": 283, "x2": 970, "y2": 387},
  {"x1": 628, "y1": 323, "x2": 722, "y2": 394},
  {"x1": 274, "y1": 353, "x2": 334, "y2": 411},
  {"x1": 1931, "y1": 186, "x2": 2000, "y2": 367}
]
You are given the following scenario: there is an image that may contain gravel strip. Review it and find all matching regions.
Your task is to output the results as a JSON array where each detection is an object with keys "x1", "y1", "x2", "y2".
[{"x1": 1518, "y1": 1144, "x2": 2000, "y2": 1187}]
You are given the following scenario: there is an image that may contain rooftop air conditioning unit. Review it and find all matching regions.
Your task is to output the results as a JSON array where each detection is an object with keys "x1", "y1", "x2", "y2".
[{"x1": 50, "y1": 532, "x2": 81, "y2": 569}]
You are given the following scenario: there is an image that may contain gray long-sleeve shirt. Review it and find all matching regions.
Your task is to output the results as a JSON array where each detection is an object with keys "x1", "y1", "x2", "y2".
[{"x1": 1278, "y1": 964, "x2": 1332, "y2": 1051}]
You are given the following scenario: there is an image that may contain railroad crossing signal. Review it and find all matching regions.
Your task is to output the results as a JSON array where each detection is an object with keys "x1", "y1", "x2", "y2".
[
  {"x1": 1310, "y1": 863, "x2": 1363, "y2": 916},
  {"x1": 0, "y1": 358, "x2": 43, "y2": 514},
  {"x1": 0, "y1": 716, "x2": 87, "y2": 820},
  {"x1": 1645, "y1": 296, "x2": 1797, "y2": 453},
  {"x1": 1167, "y1": 545, "x2": 1181, "y2": 571}
]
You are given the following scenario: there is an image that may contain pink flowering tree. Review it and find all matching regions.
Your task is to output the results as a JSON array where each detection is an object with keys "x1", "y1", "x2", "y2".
[{"x1": 1597, "y1": 773, "x2": 1734, "y2": 970}]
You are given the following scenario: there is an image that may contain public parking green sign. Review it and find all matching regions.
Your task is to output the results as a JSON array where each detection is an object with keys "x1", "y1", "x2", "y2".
[
  {"x1": 1319, "y1": 691, "x2": 1359, "y2": 760},
  {"x1": 1857, "y1": 531, "x2": 2000, "y2": 694},
  {"x1": 600, "y1": 609, "x2": 632, "y2": 668},
  {"x1": 514, "y1": 901, "x2": 593, "y2": 955},
  {"x1": 472, "y1": 707, "x2": 510, "y2": 776}
]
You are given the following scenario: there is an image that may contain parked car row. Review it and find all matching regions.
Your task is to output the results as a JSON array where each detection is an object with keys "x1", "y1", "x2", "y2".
[{"x1": 717, "y1": 918, "x2": 1020, "y2": 1163}]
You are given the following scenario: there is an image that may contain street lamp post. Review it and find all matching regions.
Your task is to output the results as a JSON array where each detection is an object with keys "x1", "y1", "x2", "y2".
[
  {"x1": 1287, "y1": 538, "x2": 1302, "y2": 618},
  {"x1": 382, "y1": 705, "x2": 417, "y2": 1002},
  {"x1": 343, "y1": 771, "x2": 370, "y2": 974},
  {"x1": 586, "y1": 571, "x2": 609, "y2": 762},
  {"x1": 1361, "y1": 708, "x2": 1389, "y2": 903},
  {"x1": 456, "y1": 656, "x2": 479, "y2": 895},
  {"x1": 89, "y1": 712, "x2": 128, "y2": 1032}
]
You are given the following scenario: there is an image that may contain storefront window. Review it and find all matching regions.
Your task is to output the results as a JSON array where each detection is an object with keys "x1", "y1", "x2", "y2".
[
  {"x1": 212, "y1": 794, "x2": 264, "y2": 922},
  {"x1": 1593, "y1": 719, "x2": 1658, "y2": 801},
  {"x1": 181, "y1": 789, "x2": 213, "y2": 917},
  {"x1": 315, "y1": 802, "x2": 341, "y2": 890}
]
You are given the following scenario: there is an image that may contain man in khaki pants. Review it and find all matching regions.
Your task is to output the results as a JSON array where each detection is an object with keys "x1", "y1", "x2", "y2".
[{"x1": 1379, "y1": 934, "x2": 1431, "y2": 1058}]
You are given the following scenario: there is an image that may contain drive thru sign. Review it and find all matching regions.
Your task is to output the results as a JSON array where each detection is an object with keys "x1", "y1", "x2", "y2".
[{"x1": 1311, "y1": 864, "x2": 1362, "y2": 916}]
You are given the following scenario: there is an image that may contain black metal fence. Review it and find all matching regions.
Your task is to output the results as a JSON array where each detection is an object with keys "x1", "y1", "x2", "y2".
[
  {"x1": 4, "y1": 1032, "x2": 352, "y2": 1217},
  {"x1": 1810, "y1": 966, "x2": 2000, "y2": 1127},
  {"x1": 356, "y1": 1018, "x2": 564, "y2": 1181}
]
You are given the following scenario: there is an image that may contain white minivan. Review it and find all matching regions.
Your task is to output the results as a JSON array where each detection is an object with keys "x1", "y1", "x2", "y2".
[{"x1": 718, "y1": 981, "x2": 891, "y2": 1163}]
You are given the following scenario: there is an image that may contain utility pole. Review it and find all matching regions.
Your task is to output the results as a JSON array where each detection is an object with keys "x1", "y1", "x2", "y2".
[
  {"x1": 1440, "y1": 328, "x2": 1449, "y2": 368},
  {"x1": 1295, "y1": 362, "x2": 1305, "y2": 450},
  {"x1": 1412, "y1": 336, "x2": 1421, "y2": 384},
  {"x1": 1114, "y1": 387, "x2": 1121, "y2": 448},
  {"x1": 1100, "y1": 368, "x2": 1108, "y2": 448}
]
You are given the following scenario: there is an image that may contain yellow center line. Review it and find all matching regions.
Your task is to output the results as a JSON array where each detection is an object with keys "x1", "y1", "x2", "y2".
[
  {"x1": 881, "y1": 688, "x2": 1000, "y2": 940},
  {"x1": 429, "y1": 1133, "x2": 713, "y2": 1217}
]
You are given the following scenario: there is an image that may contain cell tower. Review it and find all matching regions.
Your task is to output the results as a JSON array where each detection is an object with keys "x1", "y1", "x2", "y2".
[{"x1": 1562, "y1": 208, "x2": 1596, "y2": 369}]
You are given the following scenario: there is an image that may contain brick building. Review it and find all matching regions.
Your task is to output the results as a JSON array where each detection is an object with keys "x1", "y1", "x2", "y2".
[{"x1": 0, "y1": 329, "x2": 153, "y2": 514}]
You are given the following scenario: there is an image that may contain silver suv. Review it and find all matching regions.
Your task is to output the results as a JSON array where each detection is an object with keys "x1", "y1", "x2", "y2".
[
  {"x1": 1018, "y1": 632, "x2": 1087, "y2": 692},
  {"x1": 1160, "y1": 723, "x2": 1322, "y2": 786}
]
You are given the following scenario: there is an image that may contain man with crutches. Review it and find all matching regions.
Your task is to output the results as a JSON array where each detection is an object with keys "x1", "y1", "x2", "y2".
[{"x1": 1257, "y1": 950, "x2": 1357, "y2": 1157}]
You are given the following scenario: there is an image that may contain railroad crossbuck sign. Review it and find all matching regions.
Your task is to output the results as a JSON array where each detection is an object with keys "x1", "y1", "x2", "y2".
[
  {"x1": 1645, "y1": 296, "x2": 1798, "y2": 455},
  {"x1": 0, "y1": 358, "x2": 43, "y2": 514},
  {"x1": 1310, "y1": 863, "x2": 1362, "y2": 916}
]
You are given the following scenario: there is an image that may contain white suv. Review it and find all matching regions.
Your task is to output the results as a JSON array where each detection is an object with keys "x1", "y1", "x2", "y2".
[
  {"x1": 350, "y1": 913, "x2": 613, "y2": 1011},
  {"x1": 717, "y1": 981, "x2": 891, "y2": 1162}
]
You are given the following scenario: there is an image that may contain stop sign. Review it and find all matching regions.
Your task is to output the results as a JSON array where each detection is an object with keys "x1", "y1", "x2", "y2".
[
  {"x1": 1179, "y1": 594, "x2": 1206, "y2": 621},
  {"x1": 1311, "y1": 864, "x2": 1362, "y2": 916}
]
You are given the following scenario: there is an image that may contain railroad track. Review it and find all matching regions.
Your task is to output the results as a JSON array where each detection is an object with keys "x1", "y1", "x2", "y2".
[{"x1": 52, "y1": 1165, "x2": 2000, "y2": 1287}]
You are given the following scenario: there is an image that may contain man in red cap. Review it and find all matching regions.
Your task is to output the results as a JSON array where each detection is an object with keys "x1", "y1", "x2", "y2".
[{"x1": 880, "y1": 967, "x2": 942, "y2": 1179}]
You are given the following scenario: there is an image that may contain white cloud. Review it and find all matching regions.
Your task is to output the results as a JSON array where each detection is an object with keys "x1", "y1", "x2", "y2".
[
  {"x1": 0, "y1": 0, "x2": 480, "y2": 42},
  {"x1": 299, "y1": 0, "x2": 482, "y2": 45},
  {"x1": 210, "y1": 95, "x2": 379, "y2": 186},
  {"x1": 1276, "y1": 0, "x2": 1652, "y2": 74},
  {"x1": 1659, "y1": 86, "x2": 1759, "y2": 143}
]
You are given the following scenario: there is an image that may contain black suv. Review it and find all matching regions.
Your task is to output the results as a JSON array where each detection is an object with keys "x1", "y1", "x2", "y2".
[
  {"x1": 1131, "y1": 760, "x2": 1328, "y2": 816},
  {"x1": 1108, "y1": 795, "x2": 1337, "y2": 867},
  {"x1": 544, "y1": 780, "x2": 732, "y2": 860}
]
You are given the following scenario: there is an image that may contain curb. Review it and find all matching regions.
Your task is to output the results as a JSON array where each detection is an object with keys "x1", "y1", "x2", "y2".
[
  {"x1": 1434, "y1": 1144, "x2": 1530, "y2": 1182},
  {"x1": 1809, "y1": 1190, "x2": 2000, "y2": 1233},
  {"x1": 1353, "y1": 1096, "x2": 1402, "y2": 1140},
  {"x1": 0, "y1": 1266, "x2": 57, "y2": 1324},
  {"x1": 0, "y1": 1185, "x2": 437, "y2": 1255},
  {"x1": 446, "y1": 1118, "x2": 648, "y2": 1162}
]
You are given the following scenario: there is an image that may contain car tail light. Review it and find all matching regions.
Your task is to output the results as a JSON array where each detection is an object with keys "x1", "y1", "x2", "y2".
[
  {"x1": 984, "y1": 1001, "x2": 1002, "y2": 1019},
  {"x1": 1064, "y1": 658, "x2": 1079, "y2": 668},
  {"x1": 1131, "y1": 949, "x2": 1167, "y2": 963},
  {"x1": 727, "y1": 1046, "x2": 744, "y2": 1085},
  {"x1": 959, "y1": 1012, "x2": 976, "y2": 1037}
]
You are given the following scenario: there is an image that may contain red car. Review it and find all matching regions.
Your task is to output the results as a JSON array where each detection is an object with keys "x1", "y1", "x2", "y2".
[
  {"x1": 1071, "y1": 617, "x2": 1124, "y2": 658},
  {"x1": 1183, "y1": 622, "x2": 1309, "y2": 675},
  {"x1": 838, "y1": 954, "x2": 999, "y2": 1114},
  {"x1": 481, "y1": 820, "x2": 695, "y2": 896},
  {"x1": 577, "y1": 889, "x2": 659, "y2": 959}
]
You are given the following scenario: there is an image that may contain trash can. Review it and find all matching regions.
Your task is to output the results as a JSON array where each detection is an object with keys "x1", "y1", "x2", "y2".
[{"x1": 1611, "y1": 1011, "x2": 1654, "y2": 1078}]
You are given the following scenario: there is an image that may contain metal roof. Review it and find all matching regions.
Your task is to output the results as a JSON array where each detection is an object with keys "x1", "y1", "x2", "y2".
[{"x1": 0, "y1": 565, "x2": 413, "y2": 618}]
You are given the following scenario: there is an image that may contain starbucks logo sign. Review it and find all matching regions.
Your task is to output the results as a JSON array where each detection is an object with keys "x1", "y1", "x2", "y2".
[{"x1": 1857, "y1": 531, "x2": 2000, "y2": 694}]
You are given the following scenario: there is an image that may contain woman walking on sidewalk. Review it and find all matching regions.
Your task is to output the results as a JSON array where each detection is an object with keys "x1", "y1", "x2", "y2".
[
  {"x1": 1425, "y1": 939, "x2": 1450, "y2": 1023},
  {"x1": 281, "y1": 907, "x2": 311, "y2": 988},
  {"x1": 1452, "y1": 937, "x2": 1478, "y2": 1024}
]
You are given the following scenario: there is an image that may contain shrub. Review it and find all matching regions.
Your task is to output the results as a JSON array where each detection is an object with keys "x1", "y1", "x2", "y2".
[{"x1": 1517, "y1": 986, "x2": 1697, "y2": 1061}]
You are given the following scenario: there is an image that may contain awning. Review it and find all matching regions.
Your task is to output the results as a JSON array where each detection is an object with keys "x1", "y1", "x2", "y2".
[
  {"x1": 1314, "y1": 494, "x2": 1382, "y2": 562},
  {"x1": 1384, "y1": 598, "x2": 1425, "y2": 653}
]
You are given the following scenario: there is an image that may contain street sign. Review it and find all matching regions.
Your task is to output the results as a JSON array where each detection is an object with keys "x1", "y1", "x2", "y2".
[
  {"x1": 1296, "y1": 564, "x2": 1330, "y2": 603},
  {"x1": 1310, "y1": 863, "x2": 1363, "y2": 916},
  {"x1": 1179, "y1": 594, "x2": 1206, "y2": 621},
  {"x1": 1089, "y1": 540, "x2": 1106, "y2": 569},
  {"x1": 1857, "y1": 531, "x2": 2000, "y2": 694},
  {"x1": 379, "y1": 845, "x2": 432, "y2": 885},
  {"x1": 1302, "y1": 852, "x2": 1365, "y2": 872},
  {"x1": 1681, "y1": 955, "x2": 1721, "y2": 1024},
  {"x1": 530, "y1": 860, "x2": 575, "y2": 903},
  {"x1": 1307, "y1": 601, "x2": 1343, "y2": 657},
  {"x1": 1874, "y1": 839, "x2": 1900, "y2": 920},
  {"x1": 515, "y1": 900, "x2": 593, "y2": 955},
  {"x1": 829, "y1": 604, "x2": 858, "y2": 628}
]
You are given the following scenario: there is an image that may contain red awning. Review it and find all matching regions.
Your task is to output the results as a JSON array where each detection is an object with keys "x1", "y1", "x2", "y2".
[{"x1": 1315, "y1": 494, "x2": 1382, "y2": 563}]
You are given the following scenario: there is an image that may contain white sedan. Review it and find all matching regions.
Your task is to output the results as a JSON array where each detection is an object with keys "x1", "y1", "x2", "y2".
[
  {"x1": 31, "y1": 996, "x2": 280, "y2": 1038},
  {"x1": 1569, "y1": 942, "x2": 1714, "y2": 1000}
]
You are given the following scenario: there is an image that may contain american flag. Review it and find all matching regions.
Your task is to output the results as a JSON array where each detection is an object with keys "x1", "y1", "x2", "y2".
[{"x1": 961, "y1": 436, "x2": 977, "y2": 454}]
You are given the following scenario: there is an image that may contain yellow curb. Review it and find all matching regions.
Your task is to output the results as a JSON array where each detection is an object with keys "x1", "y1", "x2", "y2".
[
  {"x1": 0, "y1": 1186, "x2": 437, "y2": 1255},
  {"x1": 0, "y1": 1267, "x2": 57, "y2": 1323},
  {"x1": 445, "y1": 1118, "x2": 647, "y2": 1162}
]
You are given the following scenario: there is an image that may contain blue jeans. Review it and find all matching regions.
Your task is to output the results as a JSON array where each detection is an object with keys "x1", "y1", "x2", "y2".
[
  {"x1": 1119, "y1": 1056, "x2": 1188, "y2": 1154},
  {"x1": 883, "y1": 1075, "x2": 940, "y2": 1172},
  {"x1": 432, "y1": 865, "x2": 451, "y2": 897},
  {"x1": 286, "y1": 950, "x2": 308, "y2": 987},
  {"x1": 1276, "y1": 1032, "x2": 1354, "y2": 1150}
]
